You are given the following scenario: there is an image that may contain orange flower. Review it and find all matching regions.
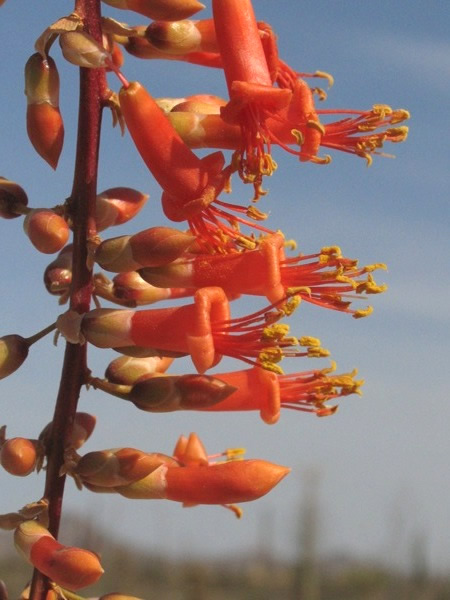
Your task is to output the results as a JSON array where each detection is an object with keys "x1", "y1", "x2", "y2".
[
  {"x1": 140, "y1": 233, "x2": 387, "y2": 317},
  {"x1": 73, "y1": 287, "x2": 327, "y2": 374}
]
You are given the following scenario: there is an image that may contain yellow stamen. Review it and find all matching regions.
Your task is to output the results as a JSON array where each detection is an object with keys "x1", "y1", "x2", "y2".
[
  {"x1": 246, "y1": 205, "x2": 268, "y2": 221},
  {"x1": 353, "y1": 306, "x2": 373, "y2": 319},
  {"x1": 299, "y1": 336, "x2": 321, "y2": 347},
  {"x1": 314, "y1": 70, "x2": 334, "y2": 88},
  {"x1": 307, "y1": 119, "x2": 326, "y2": 135},
  {"x1": 307, "y1": 347, "x2": 330, "y2": 358}
]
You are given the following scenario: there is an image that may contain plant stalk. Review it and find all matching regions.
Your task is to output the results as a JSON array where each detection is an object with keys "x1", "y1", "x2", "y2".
[{"x1": 29, "y1": 1, "x2": 105, "y2": 598}]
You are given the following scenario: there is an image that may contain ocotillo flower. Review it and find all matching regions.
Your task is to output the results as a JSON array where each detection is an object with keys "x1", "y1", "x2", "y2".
[
  {"x1": 116, "y1": 456, "x2": 290, "y2": 507},
  {"x1": 24, "y1": 53, "x2": 64, "y2": 169},
  {"x1": 0, "y1": 177, "x2": 28, "y2": 219},
  {"x1": 59, "y1": 287, "x2": 325, "y2": 374},
  {"x1": 14, "y1": 520, "x2": 104, "y2": 591},
  {"x1": 102, "y1": 363, "x2": 361, "y2": 423},
  {"x1": 101, "y1": 0, "x2": 205, "y2": 21},
  {"x1": 24, "y1": 209, "x2": 70, "y2": 254},
  {"x1": 104, "y1": 354, "x2": 174, "y2": 385},
  {"x1": 212, "y1": 0, "x2": 292, "y2": 198},
  {"x1": 139, "y1": 233, "x2": 387, "y2": 316},
  {"x1": 95, "y1": 226, "x2": 196, "y2": 272},
  {"x1": 95, "y1": 187, "x2": 148, "y2": 232},
  {"x1": 119, "y1": 80, "x2": 267, "y2": 251}
]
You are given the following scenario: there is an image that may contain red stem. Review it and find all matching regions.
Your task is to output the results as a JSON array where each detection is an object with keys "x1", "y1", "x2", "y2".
[{"x1": 29, "y1": 1, "x2": 105, "y2": 598}]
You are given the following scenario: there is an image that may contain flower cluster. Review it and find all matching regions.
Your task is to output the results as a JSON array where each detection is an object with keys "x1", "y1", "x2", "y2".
[{"x1": 0, "y1": 0, "x2": 408, "y2": 597}]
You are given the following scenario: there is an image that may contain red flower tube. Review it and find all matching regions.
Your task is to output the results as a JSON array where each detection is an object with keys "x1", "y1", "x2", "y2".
[{"x1": 140, "y1": 234, "x2": 387, "y2": 316}]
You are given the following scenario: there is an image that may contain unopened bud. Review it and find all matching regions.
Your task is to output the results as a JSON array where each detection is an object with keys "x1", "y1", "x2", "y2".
[
  {"x1": 95, "y1": 187, "x2": 148, "y2": 232},
  {"x1": 111, "y1": 271, "x2": 176, "y2": 305},
  {"x1": 39, "y1": 412, "x2": 96, "y2": 451},
  {"x1": 95, "y1": 226, "x2": 195, "y2": 272},
  {"x1": 14, "y1": 520, "x2": 104, "y2": 591},
  {"x1": 101, "y1": 0, "x2": 205, "y2": 21},
  {"x1": 25, "y1": 54, "x2": 64, "y2": 169},
  {"x1": 0, "y1": 335, "x2": 29, "y2": 380},
  {"x1": 59, "y1": 31, "x2": 111, "y2": 69},
  {"x1": 105, "y1": 355, "x2": 173, "y2": 385},
  {"x1": 146, "y1": 20, "x2": 201, "y2": 54},
  {"x1": 129, "y1": 373, "x2": 235, "y2": 412},
  {"x1": 0, "y1": 177, "x2": 28, "y2": 219},
  {"x1": 24, "y1": 209, "x2": 70, "y2": 254},
  {"x1": 0, "y1": 437, "x2": 38, "y2": 476},
  {"x1": 43, "y1": 244, "x2": 72, "y2": 295},
  {"x1": 75, "y1": 447, "x2": 177, "y2": 487}
]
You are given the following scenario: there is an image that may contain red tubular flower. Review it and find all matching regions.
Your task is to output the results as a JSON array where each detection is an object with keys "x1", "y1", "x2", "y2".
[
  {"x1": 119, "y1": 81, "x2": 227, "y2": 221},
  {"x1": 212, "y1": 0, "x2": 291, "y2": 197},
  {"x1": 74, "y1": 287, "x2": 325, "y2": 374},
  {"x1": 14, "y1": 520, "x2": 104, "y2": 591},
  {"x1": 200, "y1": 363, "x2": 362, "y2": 423},
  {"x1": 140, "y1": 233, "x2": 387, "y2": 316}
]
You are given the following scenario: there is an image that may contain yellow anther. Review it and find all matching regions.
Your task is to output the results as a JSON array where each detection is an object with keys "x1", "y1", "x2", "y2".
[
  {"x1": 224, "y1": 447, "x2": 246, "y2": 460},
  {"x1": 353, "y1": 305, "x2": 373, "y2": 319},
  {"x1": 364, "y1": 274, "x2": 388, "y2": 294},
  {"x1": 372, "y1": 104, "x2": 393, "y2": 117},
  {"x1": 386, "y1": 126, "x2": 409, "y2": 142},
  {"x1": 228, "y1": 504, "x2": 244, "y2": 518},
  {"x1": 259, "y1": 153, "x2": 277, "y2": 176},
  {"x1": 291, "y1": 128, "x2": 305, "y2": 146},
  {"x1": 363, "y1": 263, "x2": 388, "y2": 273},
  {"x1": 312, "y1": 87, "x2": 327, "y2": 101},
  {"x1": 314, "y1": 70, "x2": 334, "y2": 88},
  {"x1": 320, "y1": 245, "x2": 342, "y2": 257},
  {"x1": 299, "y1": 336, "x2": 321, "y2": 347},
  {"x1": 312, "y1": 154, "x2": 332, "y2": 165},
  {"x1": 287, "y1": 286, "x2": 311, "y2": 297},
  {"x1": 308, "y1": 347, "x2": 330, "y2": 358},
  {"x1": 390, "y1": 109, "x2": 410, "y2": 124},
  {"x1": 246, "y1": 205, "x2": 268, "y2": 221},
  {"x1": 262, "y1": 323, "x2": 291, "y2": 341},
  {"x1": 235, "y1": 235, "x2": 257, "y2": 250},
  {"x1": 306, "y1": 119, "x2": 326, "y2": 135},
  {"x1": 259, "y1": 361, "x2": 284, "y2": 375},
  {"x1": 259, "y1": 347, "x2": 283, "y2": 365},
  {"x1": 336, "y1": 274, "x2": 357, "y2": 287},
  {"x1": 281, "y1": 295, "x2": 301, "y2": 316},
  {"x1": 284, "y1": 238, "x2": 297, "y2": 251},
  {"x1": 321, "y1": 360, "x2": 337, "y2": 375}
]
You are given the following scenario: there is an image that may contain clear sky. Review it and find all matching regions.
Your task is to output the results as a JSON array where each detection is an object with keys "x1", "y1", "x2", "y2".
[{"x1": 1, "y1": 0, "x2": 449, "y2": 578}]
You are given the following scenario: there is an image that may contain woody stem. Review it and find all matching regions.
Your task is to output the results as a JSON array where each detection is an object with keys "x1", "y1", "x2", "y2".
[{"x1": 28, "y1": 1, "x2": 105, "y2": 598}]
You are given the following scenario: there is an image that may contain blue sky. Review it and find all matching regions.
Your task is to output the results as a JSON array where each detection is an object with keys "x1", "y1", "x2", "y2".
[{"x1": 1, "y1": 0, "x2": 449, "y2": 581}]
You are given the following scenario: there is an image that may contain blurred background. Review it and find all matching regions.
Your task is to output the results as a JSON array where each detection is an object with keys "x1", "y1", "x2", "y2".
[{"x1": 1, "y1": 1, "x2": 449, "y2": 598}]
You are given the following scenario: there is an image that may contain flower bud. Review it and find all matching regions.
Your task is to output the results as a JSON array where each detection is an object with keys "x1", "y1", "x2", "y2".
[
  {"x1": 59, "y1": 31, "x2": 111, "y2": 69},
  {"x1": 93, "y1": 595, "x2": 144, "y2": 600},
  {"x1": 25, "y1": 53, "x2": 64, "y2": 169},
  {"x1": 95, "y1": 226, "x2": 195, "y2": 272},
  {"x1": 102, "y1": 0, "x2": 205, "y2": 21},
  {"x1": 75, "y1": 447, "x2": 177, "y2": 487},
  {"x1": 111, "y1": 271, "x2": 191, "y2": 306},
  {"x1": 43, "y1": 244, "x2": 72, "y2": 295},
  {"x1": 0, "y1": 177, "x2": 28, "y2": 219},
  {"x1": 145, "y1": 20, "x2": 202, "y2": 55},
  {"x1": 95, "y1": 187, "x2": 148, "y2": 232},
  {"x1": 0, "y1": 335, "x2": 29, "y2": 380},
  {"x1": 14, "y1": 520, "x2": 104, "y2": 591},
  {"x1": 39, "y1": 412, "x2": 96, "y2": 451},
  {"x1": 105, "y1": 355, "x2": 173, "y2": 385},
  {"x1": 0, "y1": 438, "x2": 38, "y2": 476},
  {"x1": 129, "y1": 373, "x2": 235, "y2": 412},
  {"x1": 24, "y1": 209, "x2": 70, "y2": 254},
  {"x1": 165, "y1": 459, "x2": 290, "y2": 504}
]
